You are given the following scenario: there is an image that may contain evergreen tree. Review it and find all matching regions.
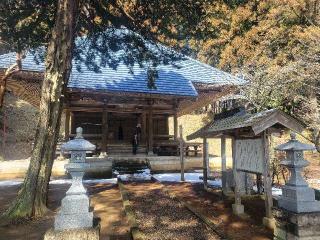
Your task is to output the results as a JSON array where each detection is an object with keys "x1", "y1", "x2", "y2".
[{"x1": 0, "y1": 0, "x2": 210, "y2": 224}]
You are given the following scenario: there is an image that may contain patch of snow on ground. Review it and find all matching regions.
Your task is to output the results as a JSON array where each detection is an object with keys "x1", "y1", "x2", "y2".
[
  {"x1": 153, "y1": 173, "x2": 222, "y2": 187},
  {"x1": 252, "y1": 185, "x2": 283, "y2": 196},
  {"x1": 0, "y1": 179, "x2": 23, "y2": 186},
  {"x1": 50, "y1": 178, "x2": 118, "y2": 185},
  {"x1": 272, "y1": 187, "x2": 283, "y2": 196},
  {"x1": 118, "y1": 168, "x2": 152, "y2": 181},
  {"x1": 0, "y1": 178, "x2": 118, "y2": 186}
]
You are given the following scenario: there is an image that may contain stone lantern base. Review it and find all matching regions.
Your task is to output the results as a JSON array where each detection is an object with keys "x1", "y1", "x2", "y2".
[
  {"x1": 44, "y1": 224, "x2": 100, "y2": 240},
  {"x1": 273, "y1": 207, "x2": 320, "y2": 240}
]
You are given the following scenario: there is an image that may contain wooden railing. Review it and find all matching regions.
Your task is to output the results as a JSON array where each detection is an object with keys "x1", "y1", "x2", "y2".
[{"x1": 154, "y1": 140, "x2": 203, "y2": 156}]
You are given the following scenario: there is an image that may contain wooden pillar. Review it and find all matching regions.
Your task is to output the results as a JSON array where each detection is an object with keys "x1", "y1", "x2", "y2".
[
  {"x1": 70, "y1": 111, "x2": 75, "y2": 134},
  {"x1": 221, "y1": 135, "x2": 228, "y2": 193},
  {"x1": 173, "y1": 111, "x2": 178, "y2": 140},
  {"x1": 164, "y1": 115, "x2": 169, "y2": 137},
  {"x1": 64, "y1": 109, "x2": 70, "y2": 141},
  {"x1": 262, "y1": 130, "x2": 275, "y2": 229},
  {"x1": 203, "y1": 137, "x2": 208, "y2": 189},
  {"x1": 232, "y1": 137, "x2": 244, "y2": 215},
  {"x1": 179, "y1": 125, "x2": 185, "y2": 181},
  {"x1": 100, "y1": 109, "x2": 108, "y2": 157},
  {"x1": 206, "y1": 142, "x2": 210, "y2": 178},
  {"x1": 148, "y1": 106, "x2": 154, "y2": 155},
  {"x1": 141, "y1": 112, "x2": 147, "y2": 143}
]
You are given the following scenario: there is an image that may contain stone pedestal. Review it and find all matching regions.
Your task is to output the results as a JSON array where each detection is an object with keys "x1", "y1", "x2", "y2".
[
  {"x1": 273, "y1": 207, "x2": 320, "y2": 240},
  {"x1": 222, "y1": 169, "x2": 233, "y2": 195},
  {"x1": 263, "y1": 216, "x2": 275, "y2": 230},
  {"x1": 278, "y1": 184, "x2": 320, "y2": 213},
  {"x1": 232, "y1": 203, "x2": 244, "y2": 215},
  {"x1": 44, "y1": 224, "x2": 100, "y2": 240},
  {"x1": 54, "y1": 168, "x2": 94, "y2": 230}
]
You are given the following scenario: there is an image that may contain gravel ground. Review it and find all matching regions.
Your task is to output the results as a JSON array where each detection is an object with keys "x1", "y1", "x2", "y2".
[
  {"x1": 124, "y1": 182, "x2": 220, "y2": 240},
  {"x1": 165, "y1": 182, "x2": 273, "y2": 240}
]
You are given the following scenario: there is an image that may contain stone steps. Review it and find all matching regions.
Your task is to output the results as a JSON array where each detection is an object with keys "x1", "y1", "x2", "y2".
[
  {"x1": 107, "y1": 144, "x2": 147, "y2": 154},
  {"x1": 112, "y1": 159, "x2": 150, "y2": 175}
]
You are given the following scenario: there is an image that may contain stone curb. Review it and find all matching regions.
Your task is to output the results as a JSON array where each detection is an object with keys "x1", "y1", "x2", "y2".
[
  {"x1": 118, "y1": 181, "x2": 147, "y2": 240},
  {"x1": 163, "y1": 186, "x2": 229, "y2": 240}
]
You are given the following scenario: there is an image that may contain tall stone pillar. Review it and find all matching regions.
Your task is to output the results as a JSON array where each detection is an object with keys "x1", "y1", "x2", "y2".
[{"x1": 273, "y1": 132, "x2": 320, "y2": 240}]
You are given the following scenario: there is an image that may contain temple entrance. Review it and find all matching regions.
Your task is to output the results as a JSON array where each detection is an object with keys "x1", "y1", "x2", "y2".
[
  {"x1": 107, "y1": 113, "x2": 140, "y2": 144},
  {"x1": 68, "y1": 109, "x2": 172, "y2": 156}
]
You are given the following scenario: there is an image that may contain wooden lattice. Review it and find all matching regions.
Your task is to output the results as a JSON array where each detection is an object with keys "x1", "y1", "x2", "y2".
[{"x1": 0, "y1": 71, "x2": 42, "y2": 107}]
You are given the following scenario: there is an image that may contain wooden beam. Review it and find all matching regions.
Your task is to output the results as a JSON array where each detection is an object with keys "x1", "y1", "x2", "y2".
[
  {"x1": 221, "y1": 136, "x2": 228, "y2": 193},
  {"x1": 101, "y1": 108, "x2": 108, "y2": 156},
  {"x1": 232, "y1": 137, "x2": 244, "y2": 215},
  {"x1": 148, "y1": 105, "x2": 154, "y2": 155},
  {"x1": 179, "y1": 125, "x2": 185, "y2": 181},
  {"x1": 203, "y1": 137, "x2": 208, "y2": 189},
  {"x1": 141, "y1": 112, "x2": 147, "y2": 144},
  {"x1": 67, "y1": 106, "x2": 175, "y2": 114},
  {"x1": 67, "y1": 87, "x2": 195, "y2": 101},
  {"x1": 174, "y1": 111, "x2": 178, "y2": 140},
  {"x1": 165, "y1": 116, "x2": 169, "y2": 136},
  {"x1": 262, "y1": 130, "x2": 274, "y2": 228},
  {"x1": 64, "y1": 109, "x2": 70, "y2": 141},
  {"x1": 70, "y1": 111, "x2": 75, "y2": 134}
]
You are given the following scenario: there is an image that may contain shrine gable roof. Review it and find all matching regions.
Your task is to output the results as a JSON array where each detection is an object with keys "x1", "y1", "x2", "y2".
[
  {"x1": 0, "y1": 30, "x2": 244, "y2": 98},
  {"x1": 187, "y1": 109, "x2": 305, "y2": 140}
]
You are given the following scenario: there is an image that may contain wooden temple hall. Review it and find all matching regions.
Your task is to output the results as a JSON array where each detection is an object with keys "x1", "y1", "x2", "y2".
[{"x1": 0, "y1": 32, "x2": 244, "y2": 158}]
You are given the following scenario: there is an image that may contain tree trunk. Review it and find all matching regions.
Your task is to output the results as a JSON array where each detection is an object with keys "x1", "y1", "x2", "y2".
[
  {"x1": 314, "y1": 129, "x2": 320, "y2": 153},
  {"x1": 1, "y1": 0, "x2": 79, "y2": 224}
]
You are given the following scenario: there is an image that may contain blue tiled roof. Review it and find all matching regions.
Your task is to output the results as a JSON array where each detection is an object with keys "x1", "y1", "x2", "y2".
[{"x1": 0, "y1": 36, "x2": 244, "y2": 97}]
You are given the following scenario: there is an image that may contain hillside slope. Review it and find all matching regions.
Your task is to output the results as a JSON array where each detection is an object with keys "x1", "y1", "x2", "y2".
[{"x1": 0, "y1": 93, "x2": 38, "y2": 160}]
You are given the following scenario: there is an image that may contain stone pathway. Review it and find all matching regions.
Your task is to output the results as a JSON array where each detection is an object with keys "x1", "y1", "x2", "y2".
[{"x1": 89, "y1": 184, "x2": 130, "y2": 239}]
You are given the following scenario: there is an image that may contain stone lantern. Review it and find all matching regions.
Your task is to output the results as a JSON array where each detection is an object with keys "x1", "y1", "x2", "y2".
[
  {"x1": 273, "y1": 132, "x2": 320, "y2": 240},
  {"x1": 54, "y1": 127, "x2": 96, "y2": 230},
  {"x1": 275, "y1": 132, "x2": 320, "y2": 213}
]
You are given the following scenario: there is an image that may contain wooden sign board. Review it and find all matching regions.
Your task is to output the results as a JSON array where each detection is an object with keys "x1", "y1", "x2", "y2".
[{"x1": 235, "y1": 139, "x2": 264, "y2": 174}]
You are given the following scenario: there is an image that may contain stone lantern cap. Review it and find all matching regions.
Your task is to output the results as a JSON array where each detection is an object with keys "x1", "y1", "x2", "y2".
[
  {"x1": 275, "y1": 132, "x2": 315, "y2": 151},
  {"x1": 61, "y1": 127, "x2": 96, "y2": 152}
]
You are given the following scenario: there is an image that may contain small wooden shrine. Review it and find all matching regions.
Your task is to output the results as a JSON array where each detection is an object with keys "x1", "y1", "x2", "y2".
[{"x1": 187, "y1": 109, "x2": 305, "y2": 228}]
